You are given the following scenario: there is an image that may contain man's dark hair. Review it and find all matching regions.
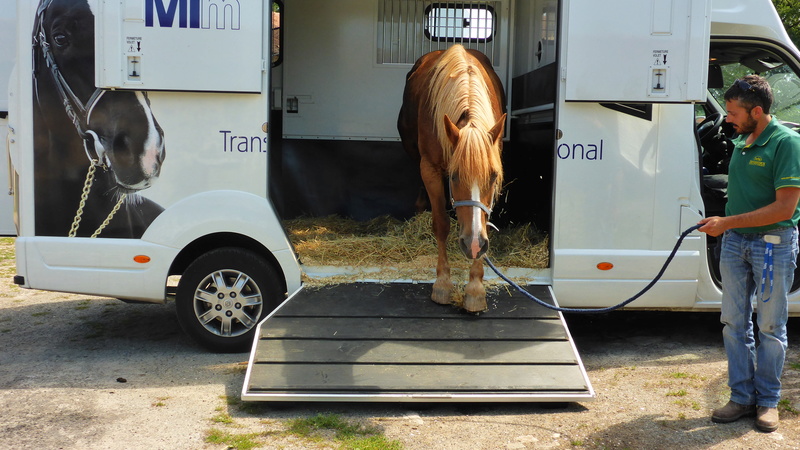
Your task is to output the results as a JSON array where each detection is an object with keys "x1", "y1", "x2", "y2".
[{"x1": 724, "y1": 74, "x2": 773, "y2": 114}]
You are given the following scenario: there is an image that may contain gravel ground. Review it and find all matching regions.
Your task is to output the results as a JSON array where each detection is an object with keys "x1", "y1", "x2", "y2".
[{"x1": 1, "y1": 244, "x2": 799, "y2": 449}]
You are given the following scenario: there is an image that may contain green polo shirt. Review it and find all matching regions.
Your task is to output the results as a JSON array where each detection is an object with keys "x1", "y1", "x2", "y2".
[{"x1": 726, "y1": 117, "x2": 800, "y2": 234}]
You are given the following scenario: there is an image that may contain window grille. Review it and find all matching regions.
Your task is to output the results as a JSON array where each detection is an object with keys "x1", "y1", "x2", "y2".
[{"x1": 377, "y1": 1, "x2": 501, "y2": 65}]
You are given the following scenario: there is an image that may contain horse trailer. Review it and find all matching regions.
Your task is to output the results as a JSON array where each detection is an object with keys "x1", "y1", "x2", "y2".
[{"x1": 5, "y1": 0, "x2": 800, "y2": 399}]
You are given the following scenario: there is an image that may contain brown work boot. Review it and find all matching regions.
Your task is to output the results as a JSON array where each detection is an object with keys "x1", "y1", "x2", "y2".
[
  {"x1": 755, "y1": 406, "x2": 779, "y2": 432},
  {"x1": 711, "y1": 400, "x2": 756, "y2": 423}
]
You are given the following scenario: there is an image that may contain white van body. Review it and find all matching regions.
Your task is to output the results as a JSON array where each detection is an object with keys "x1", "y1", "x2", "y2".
[
  {"x1": 7, "y1": 0, "x2": 800, "y2": 350},
  {"x1": 0, "y1": 0, "x2": 17, "y2": 236}
]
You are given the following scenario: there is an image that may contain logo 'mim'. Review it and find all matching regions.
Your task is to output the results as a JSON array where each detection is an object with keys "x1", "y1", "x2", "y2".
[{"x1": 145, "y1": 0, "x2": 241, "y2": 30}]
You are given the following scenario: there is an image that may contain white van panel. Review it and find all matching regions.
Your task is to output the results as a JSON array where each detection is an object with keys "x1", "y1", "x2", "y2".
[
  {"x1": 562, "y1": 0, "x2": 710, "y2": 102},
  {"x1": 16, "y1": 236, "x2": 176, "y2": 302},
  {"x1": 0, "y1": 0, "x2": 14, "y2": 113},
  {"x1": 95, "y1": 0, "x2": 264, "y2": 92},
  {"x1": 16, "y1": 191, "x2": 302, "y2": 302},
  {"x1": 0, "y1": 0, "x2": 16, "y2": 235},
  {"x1": 552, "y1": 101, "x2": 708, "y2": 307}
]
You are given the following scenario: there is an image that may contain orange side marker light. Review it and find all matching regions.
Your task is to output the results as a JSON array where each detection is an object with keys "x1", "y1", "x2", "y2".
[{"x1": 133, "y1": 255, "x2": 151, "y2": 264}]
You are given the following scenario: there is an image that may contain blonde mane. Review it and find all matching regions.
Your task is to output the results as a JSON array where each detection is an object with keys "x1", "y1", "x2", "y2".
[{"x1": 428, "y1": 45, "x2": 503, "y2": 191}]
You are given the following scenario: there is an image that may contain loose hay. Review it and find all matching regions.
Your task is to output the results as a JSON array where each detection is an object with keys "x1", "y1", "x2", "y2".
[{"x1": 284, "y1": 212, "x2": 549, "y2": 285}]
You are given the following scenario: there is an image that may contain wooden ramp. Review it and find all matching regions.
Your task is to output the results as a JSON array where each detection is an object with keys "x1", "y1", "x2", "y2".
[{"x1": 242, "y1": 283, "x2": 594, "y2": 402}]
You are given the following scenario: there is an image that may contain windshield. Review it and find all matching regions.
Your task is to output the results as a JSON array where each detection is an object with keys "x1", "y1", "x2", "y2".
[{"x1": 707, "y1": 44, "x2": 800, "y2": 128}]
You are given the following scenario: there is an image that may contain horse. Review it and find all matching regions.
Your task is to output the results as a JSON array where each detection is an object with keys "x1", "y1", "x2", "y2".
[
  {"x1": 397, "y1": 45, "x2": 506, "y2": 312},
  {"x1": 32, "y1": 0, "x2": 165, "y2": 238}
]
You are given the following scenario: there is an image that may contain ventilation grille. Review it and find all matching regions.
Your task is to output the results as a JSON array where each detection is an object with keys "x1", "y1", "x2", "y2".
[{"x1": 377, "y1": 1, "x2": 501, "y2": 65}]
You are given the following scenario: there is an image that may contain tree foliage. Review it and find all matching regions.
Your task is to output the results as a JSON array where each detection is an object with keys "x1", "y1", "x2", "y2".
[{"x1": 773, "y1": 0, "x2": 800, "y2": 47}]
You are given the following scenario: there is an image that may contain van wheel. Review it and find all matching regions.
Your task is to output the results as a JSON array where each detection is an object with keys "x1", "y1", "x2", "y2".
[{"x1": 176, "y1": 247, "x2": 282, "y2": 353}]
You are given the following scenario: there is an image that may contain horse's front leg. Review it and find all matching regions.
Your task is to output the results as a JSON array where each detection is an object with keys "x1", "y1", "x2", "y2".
[
  {"x1": 421, "y1": 161, "x2": 453, "y2": 305},
  {"x1": 463, "y1": 258, "x2": 487, "y2": 312},
  {"x1": 431, "y1": 215, "x2": 453, "y2": 305}
]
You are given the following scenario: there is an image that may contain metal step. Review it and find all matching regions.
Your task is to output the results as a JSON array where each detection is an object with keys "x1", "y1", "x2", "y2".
[{"x1": 242, "y1": 282, "x2": 594, "y2": 402}]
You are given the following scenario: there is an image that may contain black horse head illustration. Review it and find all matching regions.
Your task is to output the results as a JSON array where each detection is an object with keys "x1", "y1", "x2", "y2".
[{"x1": 33, "y1": 0, "x2": 166, "y2": 237}]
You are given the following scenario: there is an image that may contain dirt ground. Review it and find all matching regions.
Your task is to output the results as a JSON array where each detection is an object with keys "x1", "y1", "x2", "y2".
[{"x1": 1, "y1": 252, "x2": 799, "y2": 448}]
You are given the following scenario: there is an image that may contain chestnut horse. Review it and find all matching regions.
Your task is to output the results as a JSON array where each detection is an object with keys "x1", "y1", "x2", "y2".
[{"x1": 398, "y1": 45, "x2": 506, "y2": 312}]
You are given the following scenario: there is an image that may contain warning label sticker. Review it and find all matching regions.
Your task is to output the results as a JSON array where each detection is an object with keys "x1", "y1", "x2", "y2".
[
  {"x1": 652, "y1": 49, "x2": 669, "y2": 66},
  {"x1": 126, "y1": 36, "x2": 142, "y2": 53}
]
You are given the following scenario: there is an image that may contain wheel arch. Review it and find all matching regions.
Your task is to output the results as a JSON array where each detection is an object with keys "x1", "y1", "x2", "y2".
[
  {"x1": 168, "y1": 232, "x2": 289, "y2": 295},
  {"x1": 141, "y1": 190, "x2": 302, "y2": 297}
]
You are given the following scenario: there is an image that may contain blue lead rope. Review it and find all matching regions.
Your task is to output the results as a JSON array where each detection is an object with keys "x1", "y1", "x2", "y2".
[
  {"x1": 484, "y1": 224, "x2": 703, "y2": 314},
  {"x1": 761, "y1": 241, "x2": 774, "y2": 303}
]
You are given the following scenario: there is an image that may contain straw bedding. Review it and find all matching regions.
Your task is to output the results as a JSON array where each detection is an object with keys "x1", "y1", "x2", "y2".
[{"x1": 283, "y1": 212, "x2": 548, "y2": 285}]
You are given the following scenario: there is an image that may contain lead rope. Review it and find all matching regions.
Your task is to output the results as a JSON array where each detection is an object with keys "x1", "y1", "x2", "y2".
[
  {"x1": 484, "y1": 224, "x2": 703, "y2": 314},
  {"x1": 68, "y1": 162, "x2": 127, "y2": 238}
]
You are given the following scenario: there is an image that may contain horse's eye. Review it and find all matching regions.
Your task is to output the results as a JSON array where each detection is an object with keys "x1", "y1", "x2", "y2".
[
  {"x1": 490, "y1": 172, "x2": 498, "y2": 184},
  {"x1": 451, "y1": 173, "x2": 459, "y2": 183},
  {"x1": 53, "y1": 33, "x2": 69, "y2": 47}
]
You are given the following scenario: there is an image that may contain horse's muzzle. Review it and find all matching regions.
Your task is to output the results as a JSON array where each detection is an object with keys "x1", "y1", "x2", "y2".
[{"x1": 459, "y1": 234, "x2": 489, "y2": 260}]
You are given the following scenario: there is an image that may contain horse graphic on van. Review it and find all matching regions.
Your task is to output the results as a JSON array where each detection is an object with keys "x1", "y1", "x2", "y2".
[{"x1": 32, "y1": 0, "x2": 165, "y2": 238}]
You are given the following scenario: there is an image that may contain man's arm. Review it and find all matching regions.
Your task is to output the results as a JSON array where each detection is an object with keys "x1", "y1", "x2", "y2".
[{"x1": 698, "y1": 187, "x2": 800, "y2": 237}]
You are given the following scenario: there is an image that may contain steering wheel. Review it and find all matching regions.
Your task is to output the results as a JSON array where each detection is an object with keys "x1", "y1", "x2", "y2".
[{"x1": 697, "y1": 112, "x2": 724, "y2": 145}]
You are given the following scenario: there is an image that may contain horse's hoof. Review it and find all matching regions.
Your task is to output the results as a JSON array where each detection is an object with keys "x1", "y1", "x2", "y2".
[
  {"x1": 431, "y1": 289, "x2": 452, "y2": 305},
  {"x1": 463, "y1": 294, "x2": 487, "y2": 312},
  {"x1": 431, "y1": 286, "x2": 453, "y2": 305}
]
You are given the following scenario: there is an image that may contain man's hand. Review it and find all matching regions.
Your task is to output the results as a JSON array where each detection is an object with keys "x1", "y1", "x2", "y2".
[
  {"x1": 697, "y1": 216, "x2": 728, "y2": 237},
  {"x1": 697, "y1": 187, "x2": 800, "y2": 237}
]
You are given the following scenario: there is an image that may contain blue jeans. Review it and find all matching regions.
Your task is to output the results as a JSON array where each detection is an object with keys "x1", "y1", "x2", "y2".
[{"x1": 719, "y1": 227, "x2": 797, "y2": 408}]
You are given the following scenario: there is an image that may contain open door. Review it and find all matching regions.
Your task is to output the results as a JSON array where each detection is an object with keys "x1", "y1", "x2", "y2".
[{"x1": 551, "y1": 0, "x2": 710, "y2": 309}]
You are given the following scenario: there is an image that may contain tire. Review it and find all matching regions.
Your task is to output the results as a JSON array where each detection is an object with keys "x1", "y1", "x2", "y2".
[{"x1": 176, "y1": 247, "x2": 283, "y2": 352}]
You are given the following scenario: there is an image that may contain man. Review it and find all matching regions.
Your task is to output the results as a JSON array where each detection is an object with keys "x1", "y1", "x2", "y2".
[{"x1": 698, "y1": 74, "x2": 800, "y2": 433}]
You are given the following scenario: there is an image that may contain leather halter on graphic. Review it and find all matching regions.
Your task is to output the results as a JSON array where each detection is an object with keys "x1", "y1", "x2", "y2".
[{"x1": 34, "y1": 0, "x2": 108, "y2": 168}]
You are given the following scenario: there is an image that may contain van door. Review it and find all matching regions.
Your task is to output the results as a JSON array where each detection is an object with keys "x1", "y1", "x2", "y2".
[
  {"x1": 702, "y1": 39, "x2": 800, "y2": 295},
  {"x1": 552, "y1": 0, "x2": 711, "y2": 308},
  {"x1": 0, "y1": 0, "x2": 17, "y2": 236}
]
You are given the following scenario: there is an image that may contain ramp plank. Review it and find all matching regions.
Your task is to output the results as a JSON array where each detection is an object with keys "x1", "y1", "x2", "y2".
[
  {"x1": 274, "y1": 283, "x2": 559, "y2": 319},
  {"x1": 258, "y1": 317, "x2": 567, "y2": 340},
  {"x1": 247, "y1": 364, "x2": 588, "y2": 392},
  {"x1": 243, "y1": 283, "x2": 594, "y2": 402},
  {"x1": 254, "y1": 339, "x2": 578, "y2": 364}
]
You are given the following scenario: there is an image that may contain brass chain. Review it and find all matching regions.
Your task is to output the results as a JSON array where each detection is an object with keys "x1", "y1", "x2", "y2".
[{"x1": 68, "y1": 163, "x2": 127, "y2": 238}]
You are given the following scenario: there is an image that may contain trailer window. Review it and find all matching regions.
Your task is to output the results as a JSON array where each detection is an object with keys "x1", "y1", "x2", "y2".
[
  {"x1": 425, "y1": 4, "x2": 494, "y2": 41},
  {"x1": 377, "y1": 0, "x2": 502, "y2": 65}
]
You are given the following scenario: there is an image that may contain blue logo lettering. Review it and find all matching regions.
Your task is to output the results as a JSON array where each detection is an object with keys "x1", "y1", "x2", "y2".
[
  {"x1": 557, "y1": 139, "x2": 604, "y2": 161},
  {"x1": 145, "y1": 0, "x2": 241, "y2": 30}
]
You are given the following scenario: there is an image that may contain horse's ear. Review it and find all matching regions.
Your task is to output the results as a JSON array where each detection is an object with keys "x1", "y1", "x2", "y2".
[
  {"x1": 489, "y1": 113, "x2": 507, "y2": 146},
  {"x1": 443, "y1": 114, "x2": 460, "y2": 147}
]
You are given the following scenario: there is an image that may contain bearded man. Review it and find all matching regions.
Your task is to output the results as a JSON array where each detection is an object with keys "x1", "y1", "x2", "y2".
[{"x1": 698, "y1": 74, "x2": 800, "y2": 433}]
